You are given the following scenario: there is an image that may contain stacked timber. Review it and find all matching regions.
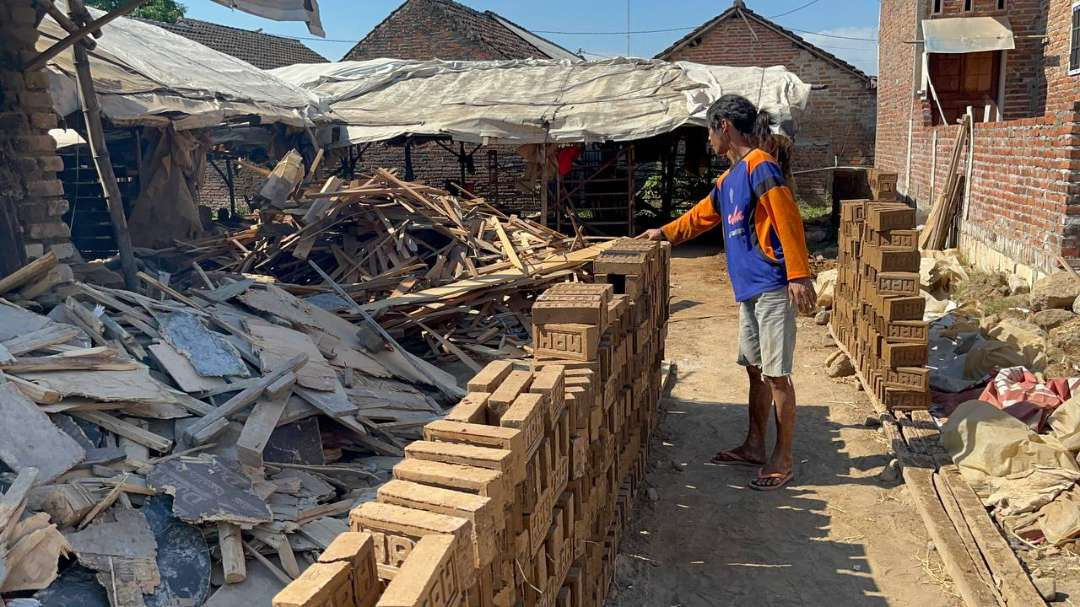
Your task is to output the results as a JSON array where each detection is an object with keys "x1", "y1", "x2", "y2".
[
  {"x1": 831, "y1": 200, "x2": 931, "y2": 411},
  {"x1": 272, "y1": 237, "x2": 671, "y2": 607}
]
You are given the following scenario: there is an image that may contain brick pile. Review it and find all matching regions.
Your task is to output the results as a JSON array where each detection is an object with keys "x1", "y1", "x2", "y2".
[
  {"x1": 272, "y1": 237, "x2": 670, "y2": 606},
  {"x1": 832, "y1": 196, "x2": 930, "y2": 412}
]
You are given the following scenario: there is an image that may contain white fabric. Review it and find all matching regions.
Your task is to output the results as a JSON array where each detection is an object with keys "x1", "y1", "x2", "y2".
[
  {"x1": 922, "y1": 17, "x2": 1015, "y2": 54},
  {"x1": 269, "y1": 58, "x2": 811, "y2": 147},
  {"x1": 211, "y1": 0, "x2": 324, "y2": 37},
  {"x1": 38, "y1": 1, "x2": 326, "y2": 129}
]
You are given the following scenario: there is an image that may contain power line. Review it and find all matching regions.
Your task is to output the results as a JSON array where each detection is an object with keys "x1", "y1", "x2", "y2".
[
  {"x1": 769, "y1": 0, "x2": 823, "y2": 19},
  {"x1": 530, "y1": 26, "x2": 877, "y2": 43}
]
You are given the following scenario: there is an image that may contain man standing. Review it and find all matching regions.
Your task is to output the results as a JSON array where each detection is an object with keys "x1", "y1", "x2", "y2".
[{"x1": 640, "y1": 94, "x2": 815, "y2": 491}]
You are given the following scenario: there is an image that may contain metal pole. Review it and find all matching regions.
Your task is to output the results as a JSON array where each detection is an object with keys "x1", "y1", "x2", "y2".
[
  {"x1": 403, "y1": 138, "x2": 414, "y2": 182},
  {"x1": 70, "y1": 2, "x2": 138, "y2": 290},
  {"x1": 540, "y1": 143, "x2": 550, "y2": 228},
  {"x1": 225, "y1": 157, "x2": 237, "y2": 218}
]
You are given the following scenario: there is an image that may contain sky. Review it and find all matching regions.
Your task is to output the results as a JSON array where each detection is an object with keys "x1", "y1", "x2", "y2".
[{"x1": 183, "y1": 0, "x2": 881, "y2": 75}]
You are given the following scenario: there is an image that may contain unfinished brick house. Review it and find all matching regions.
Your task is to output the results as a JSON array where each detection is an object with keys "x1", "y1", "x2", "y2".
[
  {"x1": 878, "y1": 0, "x2": 1080, "y2": 278},
  {"x1": 655, "y1": 0, "x2": 878, "y2": 206},
  {"x1": 334, "y1": 0, "x2": 582, "y2": 214}
]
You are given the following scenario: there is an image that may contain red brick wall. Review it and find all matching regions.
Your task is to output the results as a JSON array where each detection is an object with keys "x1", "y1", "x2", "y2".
[
  {"x1": 343, "y1": 0, "x2": 543, "y2": 62},
  {"x1": 0, "y1": 1, "x2": 80, "y2": 267},
  {"x1": 662, "y1": 14, "x2": 878, "y2": 206},
  {"x1": 877, "y1": 0, "x2": 1080, "y2": 272}
]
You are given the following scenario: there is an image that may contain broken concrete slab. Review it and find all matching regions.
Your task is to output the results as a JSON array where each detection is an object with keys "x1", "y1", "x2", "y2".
[
  {"x1": 159, "y1": 312, "x2": 249, "y2": 378},
  {"x1": 0, "y1": 383, "x2": 84, "y2": 483},
  {"x1": 147, "y1": 456, "x2": 273, "y2": 526}
]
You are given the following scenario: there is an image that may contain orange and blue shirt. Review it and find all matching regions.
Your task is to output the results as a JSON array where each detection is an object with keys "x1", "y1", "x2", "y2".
[{"x1": 661, "y1": 148, "x2": 811, "y2": 302}]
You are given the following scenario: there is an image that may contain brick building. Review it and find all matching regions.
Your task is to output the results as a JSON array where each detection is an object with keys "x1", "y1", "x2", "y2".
[
  {"x1": 877, "y1": 0, "x2": 1080, "y2": 278},
  {"x1": 148, "y1": 17, "x2": 327, "y2": 69},
  {"x1": 334, "y1": 0, "x2": 582, "y2": 215},
  {"x1": 655, "y1": 0, "x2": 878, "y2": 206},
  {"x1": 0, "y1": 1, "x2": 81, "y2": 275},
  {"x1": 342, "y1": 0, "x2": 580, "y2": 62}
]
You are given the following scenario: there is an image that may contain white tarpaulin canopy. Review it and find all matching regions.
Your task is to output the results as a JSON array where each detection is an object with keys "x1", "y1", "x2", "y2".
[
  {"x1": 922, "y1": 16, "x2": 1015, "y2": 54},
  {"x1": 211, "y1": 0, "x2": 324, "y2": 37},
  {"x1": 269, "y1": 58, "x2": 811, "y2": 147},
  {"x1": 38, "y1": 1, "x2": 327, "y2": 130}
]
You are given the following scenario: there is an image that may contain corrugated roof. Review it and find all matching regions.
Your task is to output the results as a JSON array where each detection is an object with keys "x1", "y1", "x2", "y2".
[
  {"x1": 655, "y1": 4, "x2": 873, "y2": 84},
  {"x1": 146, "y1": 17, "x2": 328, "y2": 70},
  {"x1": 343, "y1": 0, "x2": 581, "y2": 62}
]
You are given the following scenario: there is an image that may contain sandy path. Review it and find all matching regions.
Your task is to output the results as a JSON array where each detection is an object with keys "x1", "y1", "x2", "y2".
[{"x1": 607, "y1": 245, "x2": 962, "y2": 607}]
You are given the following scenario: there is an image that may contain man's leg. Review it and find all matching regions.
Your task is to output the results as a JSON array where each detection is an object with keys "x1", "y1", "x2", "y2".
[
  {"x1": 713, "y1": 297, "x2": 768, "y2": 465},
  {"x1": 748, "y1": 288, "x2": 798, "y2": 489},
  {"x1": 762, "y1": 375, "x2": 796, "y2": 478}
]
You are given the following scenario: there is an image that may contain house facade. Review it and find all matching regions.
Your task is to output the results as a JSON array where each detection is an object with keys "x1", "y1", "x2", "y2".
[
  {"x1": 877, "y1": 0, "x2": 1080, "y2": 277},
  {"x1": 656, "y1": 0, "x2": 878, "y2": 207}
]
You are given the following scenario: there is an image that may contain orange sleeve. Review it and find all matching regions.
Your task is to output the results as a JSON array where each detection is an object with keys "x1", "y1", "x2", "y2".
[
  {"x1": 660, "y1": 188, "x2": 722, "y2": 245},
  {"x1": 757, "y1": 185, "x2": 812, "y2": 281}
]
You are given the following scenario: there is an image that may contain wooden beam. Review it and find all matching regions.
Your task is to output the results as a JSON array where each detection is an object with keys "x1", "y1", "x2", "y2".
[
  {"x1": 68, "y1": 2, "x2": 139, "y2": 290},
  {"x1": 940, "y1": 466, "x2": 1046, "y2": 607},
  {"x1": 0, "y1": 252, "x2": 57, "y2": 296},
  {"x1": 218, "y1": 523, "x2": 247, "y2": 584},
  {"x1": 903, "y1": 467, "x2": 1001, "y2": 607},
  {"x1": 24, "y1": 0, "x2": 147, "y2": 72}
]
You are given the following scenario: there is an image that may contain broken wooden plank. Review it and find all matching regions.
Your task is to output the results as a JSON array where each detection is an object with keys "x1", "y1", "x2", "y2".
[
  {"x1": 72, "y1": 410, "x2": 173, "y2": 452},
  {"x1": 0, "y1": 252, "x2": 57, "y2": 296},
  {"x1": 0, "y1": 467, "x2": 39, "y2": 545},
  {"x1": 148, "y1": 342, "x2": 228, "y2": 393},
  {"x1": 237, "y1": 386, "x2": 294, "y2": 469},
  {"x1": 183, "y1": 353, "x2": 308, "y2": 445},
  {"x1": 218, "y1": 522, "x2": 247, "y2": 584}
]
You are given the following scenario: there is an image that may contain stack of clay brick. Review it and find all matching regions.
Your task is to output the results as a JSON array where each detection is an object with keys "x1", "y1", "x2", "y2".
[
  {"x1": 831, "y1": 198, "x2": 931, "y2": 411},
  {"x1": 272, "y1": 238, "x2": 670, "y2": 607}
]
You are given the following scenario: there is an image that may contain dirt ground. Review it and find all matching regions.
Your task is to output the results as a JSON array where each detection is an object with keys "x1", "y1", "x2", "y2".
[{"x1": 607, "y1": 245, "x2": 963, "y2": 607}]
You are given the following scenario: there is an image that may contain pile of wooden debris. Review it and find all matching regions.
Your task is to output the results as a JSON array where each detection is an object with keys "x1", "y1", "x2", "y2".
[{"x1": 0, "y1": 167, "x2": 614, "y2": 606}]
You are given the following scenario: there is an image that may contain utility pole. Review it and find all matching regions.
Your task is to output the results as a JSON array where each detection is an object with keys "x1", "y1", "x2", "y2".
[{"x1": 626, "y1": 0, "x2": 631, "y2": 56}]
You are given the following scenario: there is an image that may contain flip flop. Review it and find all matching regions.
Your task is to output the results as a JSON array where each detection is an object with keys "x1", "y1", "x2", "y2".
[
  {"x1": 748, "y1": 470, "x2": 794, "y2": 491},
  {"x1": 710, "y1": 449, "x2": 766, "y2": 467}
]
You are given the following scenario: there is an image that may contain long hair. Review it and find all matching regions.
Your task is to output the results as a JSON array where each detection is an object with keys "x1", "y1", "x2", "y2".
[{"x1": 706, "y1": 94, "x2": 791, "y2": 180}]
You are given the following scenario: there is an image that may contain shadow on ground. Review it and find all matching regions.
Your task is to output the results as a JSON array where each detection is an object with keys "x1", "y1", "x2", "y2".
[{"x1": 610, "y1": 400, "x2": 890, "y2": 607}]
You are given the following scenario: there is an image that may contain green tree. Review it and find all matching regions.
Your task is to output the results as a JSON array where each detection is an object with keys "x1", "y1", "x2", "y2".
[{"x1": 85, "y1": 0, "x2": 186, "y2": 23}]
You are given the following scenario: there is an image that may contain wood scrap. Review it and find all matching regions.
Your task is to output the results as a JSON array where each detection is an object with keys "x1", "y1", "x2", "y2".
[{"x1": 0, "y1": 383, "x2": 85, "y2": 482}]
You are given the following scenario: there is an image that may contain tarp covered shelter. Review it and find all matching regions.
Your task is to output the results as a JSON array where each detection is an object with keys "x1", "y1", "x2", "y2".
[
  {"x1": 38, "y1": 1, "x2": 328, "y2": 131},
  {"x1": 269, "y1": 58, "x2": 812, "y2": 147}
]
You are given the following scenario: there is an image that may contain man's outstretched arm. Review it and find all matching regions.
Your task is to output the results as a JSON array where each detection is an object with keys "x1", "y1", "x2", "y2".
[{"x1": 639, "y1": 188, "x2": 723, "y2": 244}]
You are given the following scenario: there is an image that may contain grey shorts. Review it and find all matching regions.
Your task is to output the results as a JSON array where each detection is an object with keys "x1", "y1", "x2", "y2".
[{"x1": 737, "y1": 287, "x2": 797, "y2": 378}]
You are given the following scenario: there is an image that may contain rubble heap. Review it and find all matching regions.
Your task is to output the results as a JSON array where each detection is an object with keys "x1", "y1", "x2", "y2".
[
  {"x1": 832, "y1": 198, "x2": 931, "y2": 410},
  {"x1": 272, "y1": 238, "x2": 671, "y2": 607},
  {"x1": 0, "y1": 171, "x2": 634, "y2": 606}
]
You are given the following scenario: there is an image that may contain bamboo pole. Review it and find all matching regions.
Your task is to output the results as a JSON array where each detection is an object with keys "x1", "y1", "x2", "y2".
[{"x1": 69, "y1": 0, "x2": 138, "y2": 290}]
